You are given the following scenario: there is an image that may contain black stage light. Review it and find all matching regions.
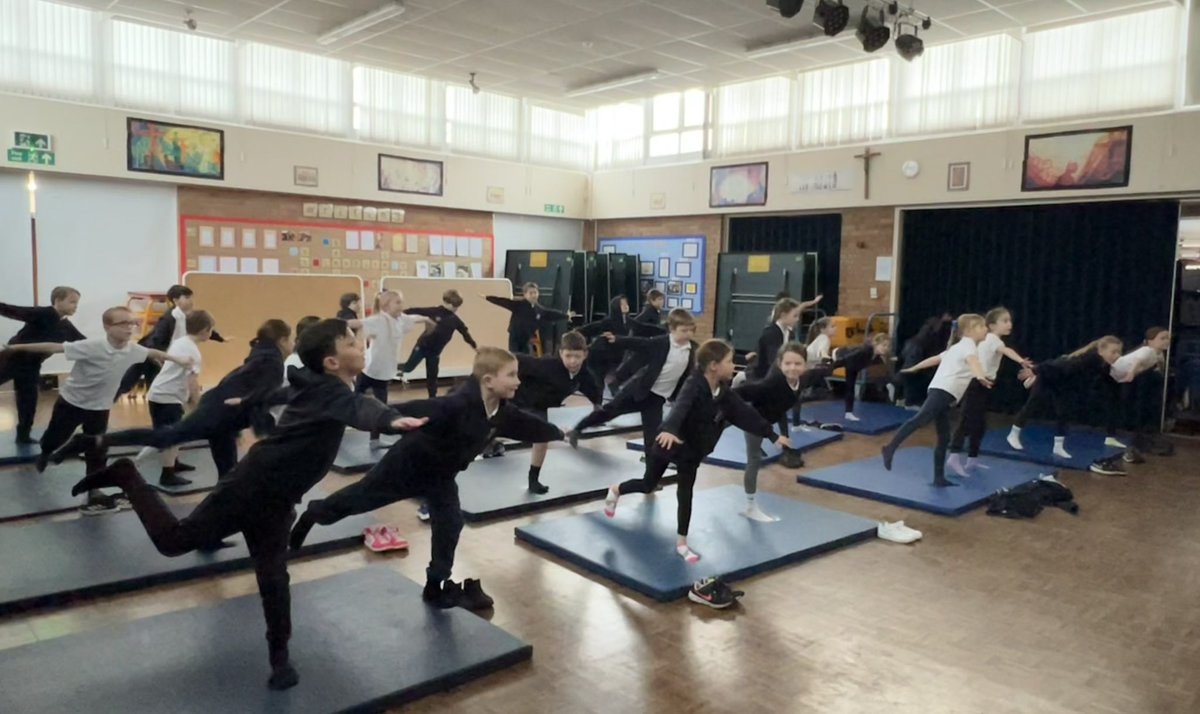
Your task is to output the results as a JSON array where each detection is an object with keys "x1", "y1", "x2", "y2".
[
  {"x1": 855, "y1": 4, "x2": 891, "y2": 53},
  {"x1": 767, "y1": 0, "x2": 805, "y2": 20},
  {"x1": 813, "y1": 0, "x2": 850, "y2": 36},
  {"x1": 894, "y1": 13, "x2": 932, "y2": 61}
]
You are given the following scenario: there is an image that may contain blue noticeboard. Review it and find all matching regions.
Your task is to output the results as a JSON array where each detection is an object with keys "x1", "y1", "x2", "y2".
[{"x1": 598, "y1": 235, "x2": 706, "y2": 315}]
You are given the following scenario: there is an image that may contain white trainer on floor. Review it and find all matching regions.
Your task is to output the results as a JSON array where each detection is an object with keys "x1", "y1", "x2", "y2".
[{"x1": 844, "y1": 412, "x2": 861, "y2": 422}]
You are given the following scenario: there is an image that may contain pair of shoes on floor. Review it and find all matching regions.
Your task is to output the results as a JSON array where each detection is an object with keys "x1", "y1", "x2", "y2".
[
  {"x1": 877, "y1": 520, "x2": 922, "y2": 544},
  {"x1": 688, "y1": 576, "x2": 744, "y2": 610},
  {"x1": 1089, "y1": 456, "x2": 1127, "y2": 477},
  {"x1": 79, "y1": 494, "x2": 131, "y2": 516},
  {"x1": 423, "y1": 578, "x2": 493, "y2": 611},
  {"x1": 363, "y1": 525, "x2": 408, "y2": 552}
]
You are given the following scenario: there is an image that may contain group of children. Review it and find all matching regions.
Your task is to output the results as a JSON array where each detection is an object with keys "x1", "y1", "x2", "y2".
[{"x1": 0, "y1": 283, "x2": 1173, "y2": 691}]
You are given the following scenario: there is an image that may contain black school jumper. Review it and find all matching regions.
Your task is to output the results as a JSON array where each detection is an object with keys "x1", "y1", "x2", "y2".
[
  {"x1": 619, "y1": 372, "x2": 777, "y2": 536},
  {"x1": 485, "y1": 295, "x2": 570, "y2": 354},
  {"x1": 0, "y1": 303, "x2": 85, "y2": 439},
  {"x1": 116, "y1": 311, "x2": 225, "y2": 400},
  {"x1": 401, "y1": 306, "x2": 478, "y2": 397},
  {"x1": 77, "y1": 368, "x2": 408, "y2": 675},
  {"x1": 513, "y1": 353, "x2": 603, "y2": 418},
  {"x1": 750, "y1": 323, "x2": 794, "y2": 380},
  {"x1": 96, "y1": 342, "x2": 285, "y2": 476},
  {"x1": 633, "y1": 304, "x2": 664, "y2": 328},
  {"x1": 577, "y1": 297, "x2": 634, "y2": 386},
  {"x1": 1014, "y1": 351, "x2": 1113, "y2": 436},
  {"x1": 299, "y1": 378, "x2": 563, "y2": 584},
  {"x1": 572, "y1": 334, "x2": 696, "y2": 447}
]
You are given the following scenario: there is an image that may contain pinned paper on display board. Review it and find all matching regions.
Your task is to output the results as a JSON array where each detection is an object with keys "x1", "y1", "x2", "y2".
[
  {"x1": 429, "y1": 236, "x2": 442, "y2": 256},
  {"x1": 469, "y1": 239, "x2": 483, "y2": 258},
  {"x1": 406, "y1": 234, "x2": 419, "y2": 253},
  {"x1": 456, "y1": 237, "x2": 470, "y2": 257},
  {"x1": 218, "y1": 256, "x2": 238, "y2": 273},
  {"x1": 263, "y1": 230, "x2": 277, "y2": 249},
  {"x1": 262, "y1": 258, "x2": 280, "y2": 274},
  {"x1": 199, "y1": 227, "x2": 215, "y2": 247},
  {"x1": 240, "y1": 257, "x2": 258, "y2": 274},
  {"x1": 361, "y1": 231, "x2": 376, "y2": 251},
  {"x1": 346, "y1": 231, "x2": 360, "y2": 250},
  {"x1": 198, "y1": 255, "x2": 217, "y2": 272},
  {"x1": 416, "y1": 260, "x2": 430, "y2": 278},
  {"x1": 220, "y1": 228, "x2": 235, "y2": 248},
  {"x1": 241, "y1": 229, "x2": 256, "y2": 249}
]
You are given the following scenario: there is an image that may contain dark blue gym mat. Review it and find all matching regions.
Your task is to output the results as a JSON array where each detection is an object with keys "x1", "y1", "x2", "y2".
[
  {"x1": 798, "y1": 447, "x2": 1050, "y2": 516},
  {"x1": 625, "y1": 424, "x2": 843, "y2": 469},
  {"x1": 514, "y1": 485, "x2": 876, "y2": 601},
  {"x1": 0, "y1": 567, "x2": 531, "y2": 714},
  {"x1": 800, "y1": 401, "x2": 913, "y2": 435},
  {"x1": 459, "y1": 444, "x2": 659, "y2": 522},
  {"x1": 979, "y1": 425, "x2": 1122, "y2": 471},
  {"x1": 0, "y1": 488, "x2": 376, "y2": 615},
  {"x1": 0, "y1": 450, "x2": 221, "y2": 523},
  {"x1": 0, "y1": 429, "x2": 205, "y2": 466},
  {"x1": 332, "y1": 429, "x2": 401, "y2": 473}
]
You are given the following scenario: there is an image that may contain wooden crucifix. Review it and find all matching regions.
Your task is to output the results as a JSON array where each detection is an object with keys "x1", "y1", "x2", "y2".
[{"x1": 854, "y1": 146, "x2": 882, "y2": 200}]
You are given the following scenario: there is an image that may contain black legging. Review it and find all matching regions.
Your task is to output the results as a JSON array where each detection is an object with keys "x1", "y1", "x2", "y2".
[
  {"x1": 101, "y1": 464, "x2": 295, "y2": 671},
  {"x1": 1014, "y1": 378, "x2": 1069, "y2": 436},
  {"x1": 616, "y1": 442, "x2": 700, "y2": 536},
  {"x1": 101, "y1": 404, "x2": 241, "y2": 476},
  {"x1": 949, "y1": 380, "x2": 988, "y2": 457},
  {"x1": 884, "y1": 388, "x2": 956, "y2": 484},
  {"x1": 0, "y1": 354, "x2": 41, "y2": 437},
  {"x1": 574, "y1": 389, "x2": 665, "y2": 448},
  {"x1": 40, "y1": 398, "x2": 109, "y2": 474},
  {"x1": 402, "y1": 347, "x2": 441, "y2": 398}
]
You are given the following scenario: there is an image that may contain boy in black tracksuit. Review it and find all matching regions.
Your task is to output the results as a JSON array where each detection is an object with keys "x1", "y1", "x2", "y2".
[
  {"x1": 568, "y1": 308, "x2": 698, "y2": 450},
  {"x1": 512, "y1": 331, "x2": 602, "y2": 493},
  {"x1": 603, "y1": 339, "x2": 789, "y2": 563},
  {"x1": 55, "y1": 320, "x2": 293, "y2": 478},
  {"x1": 290, "y1": 347, "x2": 564, "y2": 610},
  {"x1": 68, "y1": 318, "x2": 429, "y2": 690},
  {"x1": 400, "y1": 289, "x2": 478, "y2": 397},
  {"x1": 0, "y1": 286, "x2": 84, "y2": 443},
  {"x1": 484, "y1": 282, "x2": 573, "y2": 354}
]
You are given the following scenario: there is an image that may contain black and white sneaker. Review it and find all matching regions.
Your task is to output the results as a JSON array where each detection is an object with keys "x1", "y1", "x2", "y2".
[
  {"x1": 79, "y1": 495, "x2": 121, "y2": 516},
  {"x1": 687, "y1": 576, "x2": 744, "y2": 610},
  {"x1": 1089, "y1": 456, "x2": 1127, "y2": 477},
  {"x1": 1121, "y1": 448, "x2": 1145, "y2": 465}
]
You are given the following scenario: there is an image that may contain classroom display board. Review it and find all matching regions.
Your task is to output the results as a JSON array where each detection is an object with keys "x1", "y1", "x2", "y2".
[
  {"x1": 182, "y1": 273, "x2": 363, "y2": 388},
  {"x1": 180, "y1": 214, "x2": 494, "y2": 294},
  {"x1": 380, "y1": 276, "x2": 512, "y2": 380},
  {"x1": 597, "y1": 235, "x2": 706, "y2": 315}
]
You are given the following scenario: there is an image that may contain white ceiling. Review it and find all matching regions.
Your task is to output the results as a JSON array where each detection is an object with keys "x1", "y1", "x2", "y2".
[{"x1": 72, "y1": 0, "x2": 1182, "y2": 109}]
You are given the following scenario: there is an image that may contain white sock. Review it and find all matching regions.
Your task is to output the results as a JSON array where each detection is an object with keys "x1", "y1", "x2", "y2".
[
  {"x1": 604, "y1": 486, "x2": 620, "y2": 518},
  {"x1": 1007, "y1": 426, "x2": 1023, "y2": 450},
  {"x1": 1053, "y1": 436, "x2": 1072, "y2": 459},
  {"x1": 676, "y1": 543, "x2": 700, "y2": 563},
  {"x1": 946, "y1": 453, "x2": 968, "y2": 477}
]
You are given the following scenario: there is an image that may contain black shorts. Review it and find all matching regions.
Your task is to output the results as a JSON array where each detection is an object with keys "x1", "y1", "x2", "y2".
[{"x1": 149, "y1": 401, "x2": 185, "y2": 429}]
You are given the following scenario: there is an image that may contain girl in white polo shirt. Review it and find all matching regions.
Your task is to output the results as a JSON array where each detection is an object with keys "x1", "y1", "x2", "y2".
[
  {"x1": 354, "y1": 290, "x2": 431, "y2": 446},
  {"x1": 1105, "y1": 326, "x2": 1170, "y2": 452},
  {"x1": 884, "y1": 314, "x2": 992, "y2": 487}
]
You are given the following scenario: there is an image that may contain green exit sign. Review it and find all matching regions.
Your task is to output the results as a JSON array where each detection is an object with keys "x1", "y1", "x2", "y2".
[
  {"x1": 543, "y1": 203, "x2": 565, "y2": 214},
  {"x1": 7, "y1": 147, "x2": 55, "y2": 166}
]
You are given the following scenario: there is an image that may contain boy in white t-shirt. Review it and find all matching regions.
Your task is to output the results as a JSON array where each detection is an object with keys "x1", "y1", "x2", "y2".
[
  {"x1": 883, "y1": 314, "x2": 992, "y2": 487},
  {"x1": 3, "y1": 306, "x2": 193, "y2": 514},
  {"x1": 144, "y1": 311, "x2": 214, "y2": 487}
]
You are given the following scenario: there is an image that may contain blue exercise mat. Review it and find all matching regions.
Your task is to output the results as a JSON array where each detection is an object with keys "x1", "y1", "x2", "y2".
[
  {"x1": 0, "y1": 568, "x2": 531, "y2": 714},
  {"x1": 798, "y1": 447, "x2": 1051, "y2": 516},
  {"x1": 460, "y1": 444, "x2": 659, "y2": 522},
  {"x1": 626, "y1": 424, "x2": 843, "y2": 469},
  {"x1": 0, "y1": 429, "x2": 204, "y2": 466},
  {"x1": 0, "y1": 450, "x2": 222, "y2": 523},
  {"x1": 979, "y1": 425, "x2": 1122, "y2": 471},
  {"x1": 0, "y1": 486, "x2": 376, "y2": 615},
  {"x1": 514, "y1": 485, "x2": 876, "y2": 601},
  {"x1": 331, "y1": 429, "x2": 401, "y2": 473},
  {"x1": 800, "y1": 401, "x2": 914, "y2": 435}
]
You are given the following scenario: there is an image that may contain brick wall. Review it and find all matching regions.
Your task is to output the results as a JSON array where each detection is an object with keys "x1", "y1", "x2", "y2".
[
  {"x1": 839, "y1": 207, "x2": 895, "y2": 318},
  {"x1": 589, "y1": 215, "x2": 723, "y2": 339}
]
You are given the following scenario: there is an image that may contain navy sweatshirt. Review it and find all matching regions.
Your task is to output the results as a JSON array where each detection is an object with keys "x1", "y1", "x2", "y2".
[
  {"x1": 513, "y1": 353, "x2": 603, "y2": 411},
  {"x1": 404, "y1": 306, "x2": 477, "y2": 355},
  {"x1": 485, "y1": 295, "x2": 570, "y2": 344},
  {"x1": 660, "y1": 373, "x2": 778, "y2": 460},
  {"x1": 0, "y1": 302, "x2": 85, "y2": 370},
  {"x1": 734, "y1": 367, "x2": 826, "y2": 424}
]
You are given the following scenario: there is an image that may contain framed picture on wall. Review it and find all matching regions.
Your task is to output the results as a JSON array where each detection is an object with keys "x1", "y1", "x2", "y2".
[
  {"x1": 710, "y1": 162, "x2": 768, "y2": 208},
  {"x1": 1021, "y1": 126, "x2": 1132, "y2": 192},
  {"x1": 127, "y1": 117, "x2": 224, "y2": 180},
  {"x1": 294, "y1": 165, "x2": 319, "y2": 187},
  {"x1": 947, "y1": 162, "x2": 970, "y2": 192},
  {"x1": 379, "y1": 154, "x2": 444, "y2": 196}
]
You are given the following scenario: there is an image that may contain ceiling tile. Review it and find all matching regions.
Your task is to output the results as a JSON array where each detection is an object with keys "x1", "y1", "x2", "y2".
[
  {"x1": 999, "y1": 0, "x2": 1084, "y2": 26},
  {"x1": 939, "y1": 8, "x2": 1021, "y2": 35}
]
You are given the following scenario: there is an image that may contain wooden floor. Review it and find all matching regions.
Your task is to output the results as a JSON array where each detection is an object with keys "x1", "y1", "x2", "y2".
[{"x1": 2, "y1": 388, "x2": 1199, "y2": 714}]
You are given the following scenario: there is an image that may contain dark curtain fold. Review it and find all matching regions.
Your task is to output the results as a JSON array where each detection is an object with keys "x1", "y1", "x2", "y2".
[
  {"x1": 728, "y1": 214, "x2": 842, "y2": 314},
  {"x1": 899, "y1": 200, "x2": 1178, "y2": 426}
]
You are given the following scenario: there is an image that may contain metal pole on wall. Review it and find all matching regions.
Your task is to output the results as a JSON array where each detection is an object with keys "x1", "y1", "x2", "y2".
[{"x1": 26, "y1": 171, "x2": 38, "y2": 305}]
